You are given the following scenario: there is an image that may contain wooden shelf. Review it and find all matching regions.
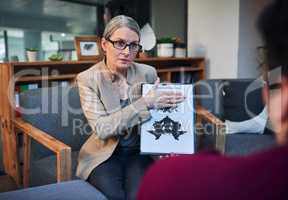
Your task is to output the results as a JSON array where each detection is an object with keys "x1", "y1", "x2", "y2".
[
  {"x1": 135, "y1": 57, "x2": 204, "y2": 62},
  {"x1": 6, "y1": 60, "x2": 97, "y2": 67},
  {"x1": 157, "y1": 67, "x2": 204, "y2": 73},
  {"x1": 8, "y1": 57, "x2": 205, "y2": 83},
  {"x1": 15, "y1": 66, "x2": 204, "y2": 82},
  {"x1": 16, "y1": 74, "x2": 77, "y2": 82}
]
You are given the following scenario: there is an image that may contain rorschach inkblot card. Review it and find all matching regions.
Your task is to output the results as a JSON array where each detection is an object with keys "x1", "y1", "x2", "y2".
[{"x1": 141, "y1": 83, "x2": 195, "y2": 155}]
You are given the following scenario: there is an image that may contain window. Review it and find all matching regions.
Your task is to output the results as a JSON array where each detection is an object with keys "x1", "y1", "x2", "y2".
[
  {"x1": 0, "y1": 31, "x2": 5, "y2": 62},
  {"x1": 41, "y1": 31, "x2": 76, "y2": 61},
  {"x1": 0, "y1": 28, "x2": 24, "y2": 61}
]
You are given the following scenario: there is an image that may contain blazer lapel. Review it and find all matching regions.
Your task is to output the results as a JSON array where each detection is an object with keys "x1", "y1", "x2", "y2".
[
  {"x1": 97, "y1": 61, "x2": 121, "y2": 114},
  {"x1": 127, "y1": 63, "x2": 146, "y2": 102}
]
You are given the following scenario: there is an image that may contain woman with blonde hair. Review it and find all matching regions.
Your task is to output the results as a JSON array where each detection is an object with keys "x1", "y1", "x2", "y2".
[{"x1": 76, "y1": 15, "x2": 184, "y2": 200}]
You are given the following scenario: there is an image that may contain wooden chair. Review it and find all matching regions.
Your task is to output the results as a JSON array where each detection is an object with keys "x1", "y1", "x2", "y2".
[
  {"x1": 15, "y1": 86, "x2": 90, "y2": 187},
  {"x1": 14, "y1": 118, "x2": 72, "y2": 188}
]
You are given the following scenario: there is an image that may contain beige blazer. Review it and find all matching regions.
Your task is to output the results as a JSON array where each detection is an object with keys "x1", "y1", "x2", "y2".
[{"x1": 76, "y1": 60, "x2": 157, "y2": 180}]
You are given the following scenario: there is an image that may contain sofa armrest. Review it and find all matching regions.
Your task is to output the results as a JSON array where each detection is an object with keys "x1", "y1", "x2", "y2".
[
  {"x1": 196, "y1": 106, "x2": 226, "y2": 153},
  {"x1": 13, "y1": 118, "x2": 72, "y2": 188}
]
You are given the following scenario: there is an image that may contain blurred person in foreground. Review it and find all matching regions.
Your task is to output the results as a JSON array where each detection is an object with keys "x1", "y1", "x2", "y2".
[{"x1": 137, "y1": 0, "x2": 288, "y2": 199}]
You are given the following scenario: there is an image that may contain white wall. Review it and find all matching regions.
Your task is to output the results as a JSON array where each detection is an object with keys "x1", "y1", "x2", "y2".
[{"x1": 188, "y1": 0, "x2": 240, "y2": 79}]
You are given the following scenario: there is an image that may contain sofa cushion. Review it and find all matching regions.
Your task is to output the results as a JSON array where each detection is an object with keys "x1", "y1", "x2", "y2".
[
  {"x1": 196, "y1": 134, "x2": 275, "y2": 155},
  {"x1": 0, "y1": 180, "x2": 107, "y2": 200},
  {"x1": 225, "y1": 134, "x2": 276, "y2": 155},
  {"x1": 195, "y1": 79, "x2": 265, "y2": 122},
  {"x1": 19, "y1": 86, "x2": 91, "y2": 160},
  {"x1": 222, "y1": 79, "x2": 265, "y2": 121}
]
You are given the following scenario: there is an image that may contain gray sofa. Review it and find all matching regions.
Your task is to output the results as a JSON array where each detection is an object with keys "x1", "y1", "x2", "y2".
[
  {"x1": 17, "y1": 79, "x2": 276, "y2": 187},
  {"x1": 195, "y1": 79, "x2": 275, "y2": 155},
  {"x1": 18, "y1": 84, "x2": 220, "y2": 186}
]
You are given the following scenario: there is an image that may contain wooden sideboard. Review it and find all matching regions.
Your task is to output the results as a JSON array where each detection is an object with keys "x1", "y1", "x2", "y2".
[
  {"x1": 0, "y1": 57, "x2": 205, "y2": 185},
  {"x1": 135, "y1": 57, "x2": 205, "y2": 82}
]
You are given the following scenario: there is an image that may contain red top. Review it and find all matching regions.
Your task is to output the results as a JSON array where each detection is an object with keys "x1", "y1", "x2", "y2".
[{"x1": 137, "y1": 145, "x2": 288, "y2": 200}]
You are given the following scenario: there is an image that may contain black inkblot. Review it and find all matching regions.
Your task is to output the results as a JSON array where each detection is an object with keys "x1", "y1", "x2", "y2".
[
  {"x1": 83, "y1": 44, "x2": 94, "y2": 50},
  {"x1": 148, "y1": 116, "x2": 186, "y2": 140}
]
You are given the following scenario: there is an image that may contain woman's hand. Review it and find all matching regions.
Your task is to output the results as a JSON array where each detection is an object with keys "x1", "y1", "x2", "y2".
[{"x1": 143, "y1": 78, "x2": 186, "y2": 109}]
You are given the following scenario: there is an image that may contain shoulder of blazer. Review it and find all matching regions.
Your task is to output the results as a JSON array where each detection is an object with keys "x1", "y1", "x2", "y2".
[
  {"x1": 133, "y1": 62, "x2": 157, "y2": 75},
  {"x1": 76, "y1": 61, "x2": 105, "y2": 87},
  {"x1": 133, "y1": 62, "x2": 157, "y2": 82}
]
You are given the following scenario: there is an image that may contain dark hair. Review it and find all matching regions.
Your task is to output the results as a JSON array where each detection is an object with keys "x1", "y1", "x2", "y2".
[{"x1": 257, "y1": 0, "x2": 288, "y2": 76}]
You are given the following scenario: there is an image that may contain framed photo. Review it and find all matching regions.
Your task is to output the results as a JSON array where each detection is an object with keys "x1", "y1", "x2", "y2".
[{"x1": 74, "y1": 36, "x2": 103, "y2": 61}]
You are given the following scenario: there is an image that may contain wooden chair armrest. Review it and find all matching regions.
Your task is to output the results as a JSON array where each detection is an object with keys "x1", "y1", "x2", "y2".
[
  {"x1": 13, "y1": 118, "x2": 71, "y2": 187},
  {"x1": 196, "y1": 106, "x2": 226, "y2": 153},
  {"x1": 196, "y1": 106, "x2": 225, "y2": 127}
]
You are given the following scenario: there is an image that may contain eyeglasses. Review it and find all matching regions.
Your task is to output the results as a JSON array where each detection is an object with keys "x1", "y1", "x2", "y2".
[
  {"x1": 106, "y1": 38, "x2": 142, "y2": 52},
  {"x1": 264, "y1": 65, "x2": 287, "y2": 91},
  {"x1": 267, "y1": 82, "x2": 281, "y2": 90},
  {"x1": 266, "y1": 81, "x2": 281, "y2": 97}
]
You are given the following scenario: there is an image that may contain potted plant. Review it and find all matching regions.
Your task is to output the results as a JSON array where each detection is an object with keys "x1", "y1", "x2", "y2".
[
  {"x1": 26, "y1": 48, "x2": 39, "y2": 62},
  {"x1": 157, "y1": 37, "x2": 175, "y2": 57},
  {"x1": 48, "y1": 52, "x2": 64, "y2": 61}
]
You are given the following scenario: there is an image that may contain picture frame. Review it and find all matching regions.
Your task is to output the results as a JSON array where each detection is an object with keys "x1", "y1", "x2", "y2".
[{"x1": 74, "y1": 36, "x2": 103, "y2": 61}]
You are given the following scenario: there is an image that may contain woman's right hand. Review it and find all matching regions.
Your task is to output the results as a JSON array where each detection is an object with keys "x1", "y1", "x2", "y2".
[{"x1": 143, "y1": 78, "x2": 186, "y2": 109}]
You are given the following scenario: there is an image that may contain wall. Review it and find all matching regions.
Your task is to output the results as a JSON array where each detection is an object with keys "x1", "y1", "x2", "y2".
[
  {"x1": 188, "y1": 0, "x2": 240, "y2": 79},
  {"x1": 151, "y1": 0, "x2": 186, "y2": 42},
  {"x1": 237, "y1": 0, "x2": 272, "y2": 78}
]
